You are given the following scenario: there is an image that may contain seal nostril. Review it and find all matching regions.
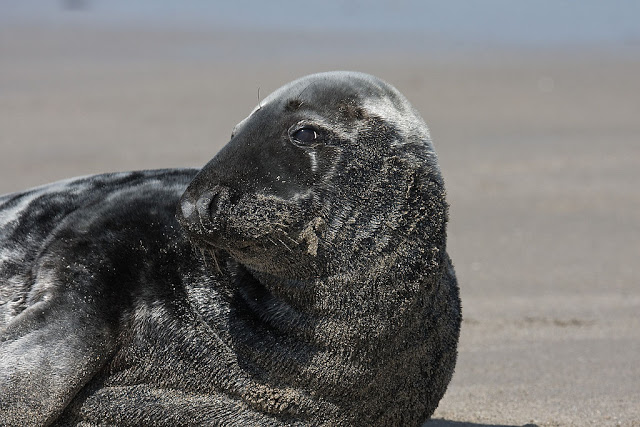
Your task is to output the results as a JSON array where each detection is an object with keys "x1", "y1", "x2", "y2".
[
  {"x1": 208, "y1": 193, "x2": 220, "y2": 218},
  {"x1": 196, "y1": 192, "x2": 214, "y2": 220},
  {"x1": 196, "y1": 187, "x2": 227, "y2": 225},
  {"x1": 183, "y1": 186, "x2": 231, "y2": 233}
]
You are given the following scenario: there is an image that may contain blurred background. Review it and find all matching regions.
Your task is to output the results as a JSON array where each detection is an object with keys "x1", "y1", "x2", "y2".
[{"x1": 1, "y1": 1, "x2": 639, "y2": 426}]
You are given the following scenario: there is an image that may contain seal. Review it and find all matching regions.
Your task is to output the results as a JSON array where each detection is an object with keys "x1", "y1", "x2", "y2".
[{"x1": 0, "y1": 71, "x2": 461, "y2": 426}]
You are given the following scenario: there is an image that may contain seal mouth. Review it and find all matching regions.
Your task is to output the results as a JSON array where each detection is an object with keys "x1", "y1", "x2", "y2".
[{"x1": 177, "y1": 178, "x2": 317, "y2": 278}]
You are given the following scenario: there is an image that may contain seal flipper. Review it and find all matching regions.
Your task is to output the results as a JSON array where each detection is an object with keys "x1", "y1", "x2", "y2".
[{"x1": 0, "y1": 287, "x2": 116, "y2": 426}]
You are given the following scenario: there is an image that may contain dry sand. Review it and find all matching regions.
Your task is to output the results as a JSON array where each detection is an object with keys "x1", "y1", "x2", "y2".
[{"x1": 1, "y1": 25, "x2": 638, "y2": 426}]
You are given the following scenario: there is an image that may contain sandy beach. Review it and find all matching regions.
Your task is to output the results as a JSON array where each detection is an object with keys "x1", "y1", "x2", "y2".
[{"x1": 1, "y1": 19, "x2": 639, "y2": 426}]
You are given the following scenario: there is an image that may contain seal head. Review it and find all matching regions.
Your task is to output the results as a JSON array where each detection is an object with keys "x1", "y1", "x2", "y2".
[{"x1": 178, "y1": 71, "x2": 444, "y2": 279}]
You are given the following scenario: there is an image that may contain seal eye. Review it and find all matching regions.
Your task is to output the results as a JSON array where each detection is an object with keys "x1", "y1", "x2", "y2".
[{"x1": 291, "y1": 128, "x2": 318, "y2": 145}]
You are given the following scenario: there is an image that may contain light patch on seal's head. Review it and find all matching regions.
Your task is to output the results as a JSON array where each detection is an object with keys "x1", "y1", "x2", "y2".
[
  {"x1": 360, "y1": 84, "x2": 432, "y2": 149},
  {"x1": 308, "y1": 151, "x2": 318, "y2": 173},
  {"x1": 230, "y1": 101, "x2": 265, "y2": 138},
  {"x1": 230, "y1": 88, "x2": 285, "y2": 139}
]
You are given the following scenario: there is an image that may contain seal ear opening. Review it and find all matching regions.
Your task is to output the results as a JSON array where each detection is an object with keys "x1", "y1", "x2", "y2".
[{"x1": 196, "y1": 186, "x2": 232, "y2": 229}]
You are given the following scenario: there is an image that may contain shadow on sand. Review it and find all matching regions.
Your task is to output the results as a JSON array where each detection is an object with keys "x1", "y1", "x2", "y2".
[{"x1": 424, "y1": 419, "x2": 539, "y2": 427}]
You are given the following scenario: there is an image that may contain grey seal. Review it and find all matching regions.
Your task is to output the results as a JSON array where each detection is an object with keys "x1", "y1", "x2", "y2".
[{"x1": 0, "y1": 71, "x2": 461, "y2": 426}]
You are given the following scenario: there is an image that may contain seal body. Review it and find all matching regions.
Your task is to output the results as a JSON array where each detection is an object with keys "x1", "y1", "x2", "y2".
[{"x1": 0, "y1": 72, "x2": 461, "y2": 426}]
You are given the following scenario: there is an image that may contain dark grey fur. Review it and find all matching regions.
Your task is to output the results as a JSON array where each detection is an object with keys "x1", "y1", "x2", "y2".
[{"x1": 0, "y1": 72, "x2": 460, "y2": 426}]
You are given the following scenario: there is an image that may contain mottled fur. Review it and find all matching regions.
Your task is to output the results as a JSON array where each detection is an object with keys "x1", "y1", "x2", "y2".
[{"x1": 0, "y1": 72, "x2": 460, "y2": 426}]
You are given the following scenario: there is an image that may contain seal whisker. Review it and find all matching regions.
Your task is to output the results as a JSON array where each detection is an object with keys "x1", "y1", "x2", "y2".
[
  {"x1": 208, "y1": 248, "x2": 222, "y2": 273},
  {"x1": 276, "y1": 237, "x2": 292, "y2": 253},
  {"x1": 296, "y1": 81, "x2": 317, "y2": 100},
  {"x1": 198, "y1": 247, "x2": 209, "y2": 268},
  {"x1": 282, "y1": 233, "x2": 300, "y2": 246},
  {"x1": 257, "y1": 87, "x2": 262, "y2": 110}
]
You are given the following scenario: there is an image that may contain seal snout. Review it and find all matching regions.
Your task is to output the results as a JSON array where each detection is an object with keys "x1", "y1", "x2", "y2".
[{"x1": 179, "y1": 185, "x2": 231, "y2": 234}]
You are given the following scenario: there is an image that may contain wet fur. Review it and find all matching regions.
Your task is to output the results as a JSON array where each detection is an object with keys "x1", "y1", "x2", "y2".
[{"x1": 0, "y1": 72, "x2": 461, "y2": 426}]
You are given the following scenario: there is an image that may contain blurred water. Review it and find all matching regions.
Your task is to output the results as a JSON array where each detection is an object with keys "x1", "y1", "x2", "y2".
[{"x1": 1, "y1": 0, "x2": 639, "y2": 49}]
